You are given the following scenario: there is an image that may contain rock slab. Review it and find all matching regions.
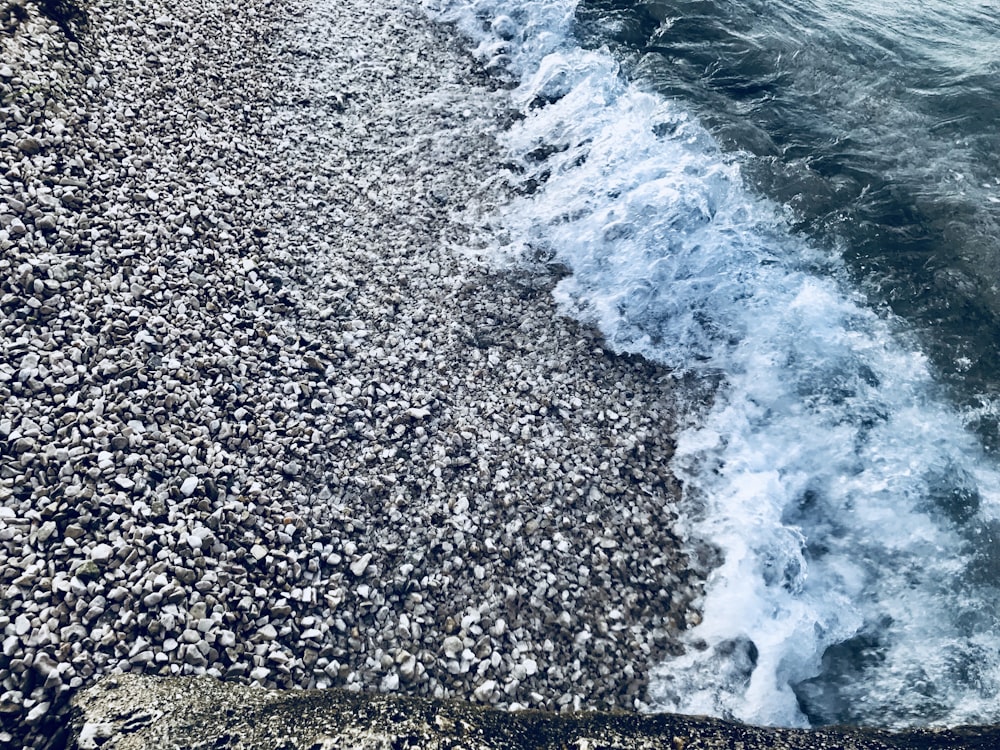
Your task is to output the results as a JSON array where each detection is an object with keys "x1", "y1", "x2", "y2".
[{"x1": 69, "y1": 674, "x2": 1000, "y2": 750}]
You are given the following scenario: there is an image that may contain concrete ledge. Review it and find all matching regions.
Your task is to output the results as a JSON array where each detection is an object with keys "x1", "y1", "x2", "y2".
[{"x1": 68, "y1": 674, "x2": 1000, "y2": 749}]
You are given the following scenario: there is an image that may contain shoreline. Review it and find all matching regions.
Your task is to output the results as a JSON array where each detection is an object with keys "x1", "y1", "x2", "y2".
[{"x1": 0, "y1": 0, "x2": 697, "y2": 744}]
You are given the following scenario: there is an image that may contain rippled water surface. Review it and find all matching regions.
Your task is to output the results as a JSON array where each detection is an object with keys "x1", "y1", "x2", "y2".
[
  {"x1": 579, "y1": 0, "x2": 1000, "y2": 427},
  {"x1": 423, "y1": 0, "x2": 1000, "y2": 729}
]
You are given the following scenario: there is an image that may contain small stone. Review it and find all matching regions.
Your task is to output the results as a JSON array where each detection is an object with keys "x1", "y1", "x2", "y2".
[
  {"x1": 149, "y1": 497, "x2": 168, "y2": 520},
  {"x1": 249, "y1": 666, "x2": 269, "y2": 681},
  {"x1": 90, "y1": 543, "x2": 113, "y2": 565},
  {"x1": 181, "y1": 629, "x2": 200, "y2": 644},
  {"x1": 14, "y1": 615, "x2": 30, "y2": 636},
  {"x1": 21, "y1": 352, "x2": 41, "y2": 370},
  {"x1": 204, "y1": 478, "x2": 219, "y2": 502},
  {"x1": 143, "y1": 592, "x2": 162, "y2": 608},
  {"x1": 349, "y1": 552, "x2": 372, "y2": 577},
  {"x1": 35, "y1": 215, "x2": 57, "y2": 232},
  {"x1": 442, "y1": 635, "x2": 463, "y2": 658},
  {"x1": 250, "y1": 544, "x2": 268, "y2": 561},
  {"x1": 76, "y1": 561, "x2": 101, "y2": 581},
  {"x1": 44, "y1": 669, "x2": 64, "y2": 690},
  {"x1": 179, "y1": 476, "x2": 198, "y2": 496},
  {"x1": 399, "y1": 654, "x2": 418, "y2": 681},
  {"x1": 258, "y1": 624, "x2": 277, "y2": 641},
  {"x1": 184, "y1": 647, "x2": 208, "y2": 667},
  {"x1": 474, "y1": 680, "x2": 497, "y2": 702},
  {"x1": 16, "y1": 138, "x2": 42, "y2": 155},
  {"x1": 34, "y1": 652, "x2": 59, "y2": 677},
  {"x1": 25, "y1": 701, "x2": 50, "y2": 725},
  {"x1": 114, "y1": 476, "x2": 135, "y2": 490}
]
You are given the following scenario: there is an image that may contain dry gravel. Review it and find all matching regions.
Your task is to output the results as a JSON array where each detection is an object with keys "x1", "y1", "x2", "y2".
[{"x1": 0, "y1": 0, "x2": 698, "y2": 746}]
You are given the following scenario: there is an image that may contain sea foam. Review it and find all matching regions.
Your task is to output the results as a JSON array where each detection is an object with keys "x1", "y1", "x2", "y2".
[{"x1": 423, "y1": 0, "x2": 1000, "y2": 728}]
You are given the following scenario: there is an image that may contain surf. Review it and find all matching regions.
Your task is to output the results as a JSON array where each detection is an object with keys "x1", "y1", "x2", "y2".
[{"x1": 422, "y1": 0, "x2": 1000, "y2": 728}]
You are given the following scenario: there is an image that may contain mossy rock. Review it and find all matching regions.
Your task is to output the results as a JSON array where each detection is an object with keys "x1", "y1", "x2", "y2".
[{"x1": 74, "y1": 560, "x2": 101, "y2": 581}]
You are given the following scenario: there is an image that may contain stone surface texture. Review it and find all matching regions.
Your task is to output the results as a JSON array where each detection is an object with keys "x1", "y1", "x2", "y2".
[
  {"x1": 1, "y1": 0, "x2": 696, "y2": 746},
  {"x1": 69, "y1": 674, "x2": 1000, "y2": 750}
]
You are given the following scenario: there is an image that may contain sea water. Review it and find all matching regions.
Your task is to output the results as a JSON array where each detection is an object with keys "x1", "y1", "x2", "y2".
[{"x1": 421, "y1": 0, "x2": 1000, "y2": 729}]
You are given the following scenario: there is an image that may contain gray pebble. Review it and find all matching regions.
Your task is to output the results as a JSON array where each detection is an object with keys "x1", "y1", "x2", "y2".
[{"x1": 0, "y1": 0, "x2": 694, "y2": 743}]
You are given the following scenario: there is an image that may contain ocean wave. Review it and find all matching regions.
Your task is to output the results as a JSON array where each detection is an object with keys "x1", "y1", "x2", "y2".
[{"x1": 423, "y1": 0, "x2": 1000, "y2": 728}]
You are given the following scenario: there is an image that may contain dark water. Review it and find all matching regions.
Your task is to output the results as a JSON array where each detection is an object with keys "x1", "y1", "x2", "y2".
[
  {"x1": 423, "y1": 0, "x2": 1000, "y2": 730},
  {"x1": 578, "y1": 0, "x2": 1000, "y2": 441}
]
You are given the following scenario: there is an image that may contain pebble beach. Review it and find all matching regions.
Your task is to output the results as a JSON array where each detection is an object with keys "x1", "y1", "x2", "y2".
[{"x1": 0, "y1": 0, "x2": 696, "y2": 745}]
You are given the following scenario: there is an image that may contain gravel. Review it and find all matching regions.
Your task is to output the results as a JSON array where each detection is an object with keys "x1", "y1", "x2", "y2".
[{"x1": 0, "y1": 0, "x2": 699, "y2": 746}]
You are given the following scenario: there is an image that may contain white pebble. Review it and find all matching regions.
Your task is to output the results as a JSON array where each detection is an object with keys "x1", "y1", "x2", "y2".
[
  {"x1": 473, "y1": 680, "x2": 497, "y2": 702},
  {"x1": 349, "y1": 552, "x2": 372, "y2": 577}
]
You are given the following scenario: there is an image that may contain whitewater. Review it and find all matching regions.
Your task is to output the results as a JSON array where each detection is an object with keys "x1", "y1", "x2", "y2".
[{"x1": 423, "y1": 0, "x2": 1000, "y2": 730}]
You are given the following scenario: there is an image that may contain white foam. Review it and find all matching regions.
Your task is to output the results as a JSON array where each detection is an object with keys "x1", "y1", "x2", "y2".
[{"x1": 424, "y1": 0, "x2": 1000, "y2": 728}]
